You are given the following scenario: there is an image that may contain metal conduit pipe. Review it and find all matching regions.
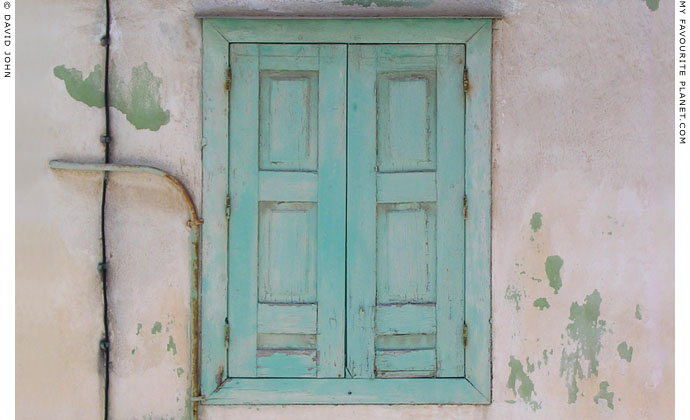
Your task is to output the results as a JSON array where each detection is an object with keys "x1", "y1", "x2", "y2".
[{"x1": 49, "y1": 160, "x2": 202, "y2": 420}]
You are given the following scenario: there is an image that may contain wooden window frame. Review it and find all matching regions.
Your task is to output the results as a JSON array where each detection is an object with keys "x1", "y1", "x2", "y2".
[{"x1": 201, "y1": 18, "x2": 492, "y2": 405}]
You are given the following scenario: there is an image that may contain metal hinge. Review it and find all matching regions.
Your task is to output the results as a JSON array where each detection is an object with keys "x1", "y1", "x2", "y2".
[
  {"x1": 463, "y1": 322, "x2": 468, "y2": 348},
  {"x1": 463, "y1": 68, "x2": 469, "y2": 93},
  {"x1": 225, "y1": 195, "x2": 231, "y2": 220},
  {"x1": 224, "y1": 317, "x2": 230, "y2": 347},
  {"x1": 463, "y1": 195, "x2": 468, "y2": 220},
  {"x1": 225, "y1": 67, "x2": 232, "y2": 91}
]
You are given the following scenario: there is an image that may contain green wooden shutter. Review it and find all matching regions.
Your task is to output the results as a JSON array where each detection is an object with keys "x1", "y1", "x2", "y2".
[
  {"x1": 227, "y1": 44, "x2": 347, "y2": 378},
  {"x1": 347, "y1": 44, "x2": 467, "y2": 378}
]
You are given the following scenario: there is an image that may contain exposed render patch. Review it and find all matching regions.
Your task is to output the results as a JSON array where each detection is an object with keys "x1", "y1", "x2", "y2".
[
  {"x1": 530, "y1": 212, "x2": 542, "y2": 232},
  {"x1": 151, "y1": 321, "x2": 162, "y2": 335},
  {"x1": 593, "y1": 381, "x2": 615, "y2": 409},
  {"x1": 507, "y1": 356, "x2": 541, "y2": 411},
  {"x1": 617, "y1": 341, "x2": 633, "y2": 362},
  {"x1": 545, "y1": 255, "x2": 564, "y2": 294},
  {"x1": 341, "y1": 0, "x2": 433, "y2": 7},
  {"x1": 505, "y1": 285, "x2": 525, "y2": 311},
  {"x1": 560, "y1": 290, "x2": 608, "y2": 403},
  {"x1": 533, "y1": 297, "x2": 550, "y2": 310},
  {"x1": 53, "y1": 63, "x2": 170, "y2": 131}
]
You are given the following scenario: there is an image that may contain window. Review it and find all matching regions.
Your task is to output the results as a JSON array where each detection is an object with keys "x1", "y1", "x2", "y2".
[{"x1": 200, "y1": 18, "x2": 492, "y2": 405}]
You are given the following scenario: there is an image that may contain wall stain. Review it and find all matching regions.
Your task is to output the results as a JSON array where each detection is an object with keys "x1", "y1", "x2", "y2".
[
  {"x1": 341, "y1": 0, "x2": 433, "y2": 7},
  {"x1": 167, "y1": 335, "x2": 177, "y2": 356},
  {"x1": 533, "y1": 297, "x2": 550, "y2": 310},
  {"x1": 505, "y1": 285, "x2": 525, "y2": 311},
  {"x1": 617, "y1": 341, "x2": 633, "y2": 362},
  {"x1": 635, "y1": 304, "x2": 643, "y2": 320},
  {"x1": 151, "y1": 321, "x2": 162, "y2": 335},
  {"x1": 593, "y1": 381, "x2": 615, "y2": 409},
  {"x1": 560, "y1": 290, "x2": 608, "y2": 403},
  {"x1": 53, "y1": 63, "x2": 170, "y2": 131},
  {"x1": 507, "y1": 356, "x2": 541, "y2": 411},
  {"x1": 530, "y1": 212, "x2": 543, "y2": 232},
  {"x1": 545, "y1": 255, "x2": 564, "y2": 294}
]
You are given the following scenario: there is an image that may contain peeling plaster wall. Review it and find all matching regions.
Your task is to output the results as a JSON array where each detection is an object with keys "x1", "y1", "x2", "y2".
[{"x1": 16, "y1": 0, "x2": 673, "y2": 419}]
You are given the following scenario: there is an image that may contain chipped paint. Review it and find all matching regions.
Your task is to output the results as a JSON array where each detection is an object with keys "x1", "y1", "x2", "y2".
[
  {"x1": 167, "y1": 335, "x2": 177, "y2": 356},
  {"x1": 507, "y1": 356, "x2": 541, "y2": 411},
  {"x1": 533, "y1": 297, "x2": 550, "y2": 310},
  {"x1": 635, "y1": 304, "x2": 643, "y2": 320},
  {"x1": 560, "y1": 290, "x2": 608, "y2": 403},
  {"x1": 617, "y1": 341, "x2": 633, "y2": 362},
  {"x1": 530, "y1": 212, "x2": 542, "y2": 232},
  {"x1": 151, "y1": 321, "x2": 162, "y2": 335},
  {"x1": 593, "y1": 381, "x2": 615, "y2": 409},
  {"x1": 505, "y1": 285, "x2": 525, "y2": 311},
  {"x1": 53, "y1": 63, "x2": 170, "y2": 131},
  {"x1": 545, "y1": 255, "x2": 564, "y2": 294},
  {"x1": 341, "y1": 0, "x2": 433, "y2": 8}
]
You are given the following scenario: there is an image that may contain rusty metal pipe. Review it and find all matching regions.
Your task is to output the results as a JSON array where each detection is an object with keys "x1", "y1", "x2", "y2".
[{"x1": 49, "y1": 160, "x2": 202, "y2": 420}]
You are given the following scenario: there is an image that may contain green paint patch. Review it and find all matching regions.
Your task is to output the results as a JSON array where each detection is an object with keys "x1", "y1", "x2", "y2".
[
  {"x1": 176, "y1": 367, "x2": 185, "y2": 377},
  {"x1": 545, "y1": 255, "x2": 564, "y2": 294},
  {"x1": 643, "y1": 0, "x2": 659, "y2": 11},
  {"x1": 531, "y1": 277, "x2": 542, "y2": 283},
  {"x1": 530, "y1": 212, "x2": 543, "y2": 232},
  {"x1": 53, "y1": 65, "x2": 105, "y2": 108},
  {"x1": 635, "y1": 304, "x2": 642, "y2": 320},
  {"x1": 136, "y1": 323, "x2": 142, "y2": 335},
  {"x1": 617, "y1": 341, "x2": 633, "y2": 362},
  {"x1": 542, "y1": 349, "x2": 549, "y2": 366},
  {"x1": 341, "y1": 0, "x2": 432, "y2": 7},
  {"x1": 505, "y1": 285, "x2": 525, "y2": 312},
  {"x1": 526, "y1": 357, "x2": 535, "y2": 373},
  {"x1": 53, "y1": 62, "x2": 170, "y2": 131},
  {"x1": 507, "y1": 356, "x2": 541, "y2": 411},
  {"x1": 593, "y1": 381, "x2": 615, "y2": 409},
  {"x1": 560, "y1": 290, "x2": 608, "y2": 404},
  {"x1": 167, "y1": 335, "x2": 177, "y2": 355},
  {"x1": 533, "y1": 297, "x2": 550, "y2": 310},
  {"x1": 151, "y1": 321, "x2": 162, "y2": 335}
]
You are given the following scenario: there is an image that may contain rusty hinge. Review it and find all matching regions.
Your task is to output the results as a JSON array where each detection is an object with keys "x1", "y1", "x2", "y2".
[
  {"x1": 463, "y1": 322, "x2": 468, "y2": 348},
  {"x1": 463, "y1": 194, "x2": 468, "y2": 220},
  {"x1": 225, "y1": 195, "x2": 231, "y2": 220},
  {"x1": 224, "y1": 317, "x2": 230, "y2": 347},
  {"x1": 463, "y1": 68, "x2": 469, "y2": 93},
  {"x1": 225, "y1": 67, "x2": 232, "y2": 91}
]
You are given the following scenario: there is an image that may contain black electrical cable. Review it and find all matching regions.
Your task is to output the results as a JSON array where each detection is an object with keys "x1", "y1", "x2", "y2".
[{"x1": 99, "y1": 0, "x2": 112, "y2": 419}]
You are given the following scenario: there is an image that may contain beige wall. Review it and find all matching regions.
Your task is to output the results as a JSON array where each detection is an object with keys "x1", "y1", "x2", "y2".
[{"x1": 16, "y1": 0, "x2": 673, "y2": 418}]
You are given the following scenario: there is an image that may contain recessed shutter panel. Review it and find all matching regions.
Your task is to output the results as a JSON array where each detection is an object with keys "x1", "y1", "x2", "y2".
[
  {"x1": 347, "y1": 44, "x2": 466, "y2": 378},
  {"x1": 227, "y1": 44, "x2": 347, "y2": 378}
]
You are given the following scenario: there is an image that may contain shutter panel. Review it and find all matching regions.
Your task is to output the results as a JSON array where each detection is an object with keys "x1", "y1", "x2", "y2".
[
  {"x1": 228, "y1": 44, "x2": 347, "y2": 378},
  {"x1": 347, "y1": 44, "x2": 466, "y2": 378}
]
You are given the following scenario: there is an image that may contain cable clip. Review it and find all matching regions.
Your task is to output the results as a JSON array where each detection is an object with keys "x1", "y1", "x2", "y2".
[
  {"x1": 99, "y1": 339, "x2": 110, "y2": 351},
  {"x1": 97, "y1": 262, "x2": 107, "y2": 272},
  {"x1": 100, "y1": 135, "x2": 111, "y2": 144},
  {"x1": 100, "y1": 35, "x2": 109, "y2": 46}
]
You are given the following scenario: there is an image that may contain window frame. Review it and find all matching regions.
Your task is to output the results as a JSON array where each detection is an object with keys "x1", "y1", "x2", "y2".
[{"x1": 200, "y1": 18, "x2": 492, "y2": 405}]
